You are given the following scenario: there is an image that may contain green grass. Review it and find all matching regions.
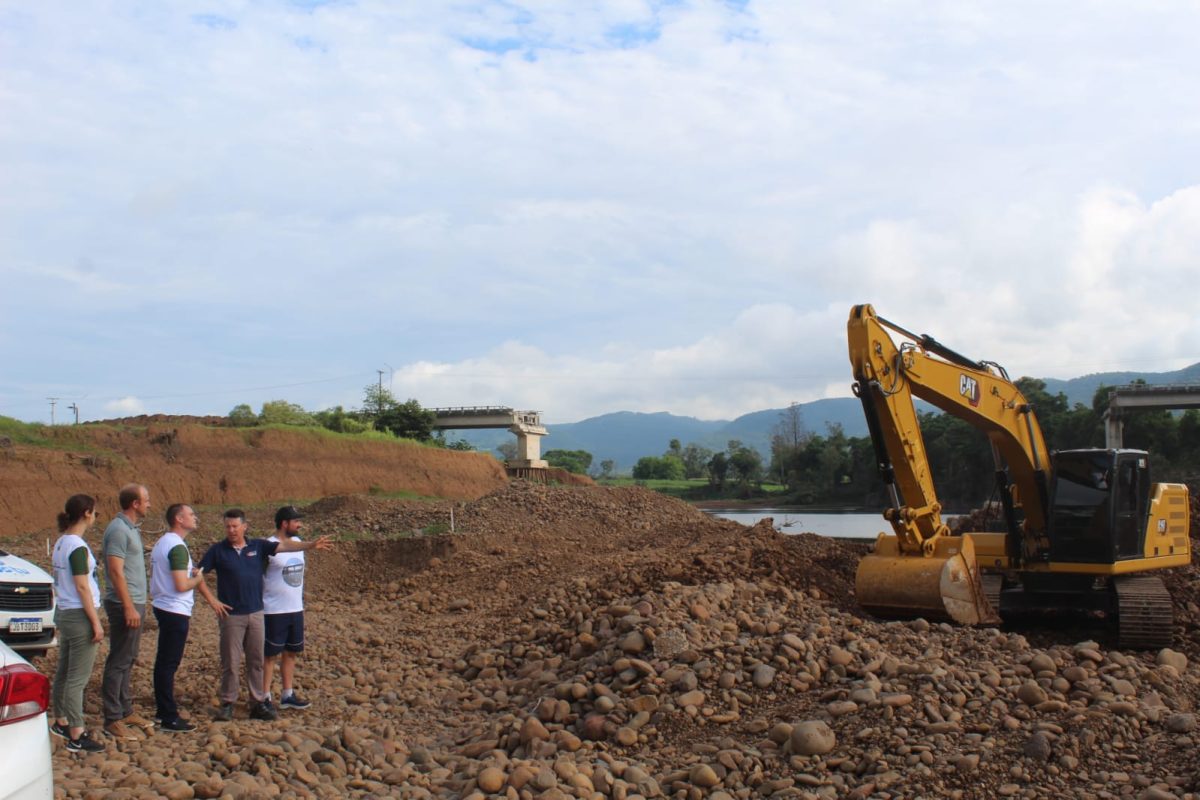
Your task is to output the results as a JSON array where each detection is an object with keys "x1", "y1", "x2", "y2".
[
  {"x1": 0, "y1": 416, "x2": 54, "y2": 446},
  {"x1": 0, "y1": 416, "x2": 125, "y2": 458},
  {"x1": 236, "y1": 423, "x2": 417, "y2": 445}
]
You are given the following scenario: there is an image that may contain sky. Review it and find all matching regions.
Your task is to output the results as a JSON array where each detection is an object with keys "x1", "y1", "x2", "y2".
[{"x1": 3, "y1": 1, "x2": 1199, "y2": 426}]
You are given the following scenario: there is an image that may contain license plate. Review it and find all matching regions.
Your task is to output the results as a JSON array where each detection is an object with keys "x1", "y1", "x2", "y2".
[{"x1": 8, "y1": 618, "x2": 42, "y2": 634}]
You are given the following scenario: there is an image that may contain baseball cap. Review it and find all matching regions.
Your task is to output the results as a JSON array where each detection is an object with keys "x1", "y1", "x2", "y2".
[{"x1": 274, "y1": 505, "x2": 305, "y2": 527}]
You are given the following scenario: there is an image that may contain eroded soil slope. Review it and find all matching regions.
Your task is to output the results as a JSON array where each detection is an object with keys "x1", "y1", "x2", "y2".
[{"x1": 0, "y1": 423, "x2": 508, "y2": 535}]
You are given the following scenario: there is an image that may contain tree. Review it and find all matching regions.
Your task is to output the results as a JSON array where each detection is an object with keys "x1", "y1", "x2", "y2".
[
  {"x1": 259, "y1": 400, "x2": 315, "y2": 426},
  {"x1": 632, "y1": 455, "x2": 685, "y2": 480},
  {"x1": 496, "y1": 441, "x2": 518, "y2": 461},
  {"x1": 228, "y1": 404, "x2": 257, "y2": 427},
  {"x1": 362, "y1": 383, "x2": 399, "y2": 420},
  {"x1": 597, "y1": 459, "x2": 616, "y2": 479},
  {"x1": 376, "y1": 398, "x2": 436, "y2": 441},
  {"x1": 545, "y1": 449, "x2": 594, "y2": 474},
  {"x1": 707, "y1": 451, "x2": 729, "y2": 487},
  {"x1": 680, "y1": 443, "x2": 713, "y2": 479},
  {"x1": 313, "y1": 405, "x2": 370, "y2": 434},
  {"x1": 726, "y1": 440, "x2": 763, "y2": 485},
  {"x1": 358, "y1": 383, "x2": 435, "y2": 440},
  {"x1": 769, "y1": 402, "x2": 810, "y2": 486}
]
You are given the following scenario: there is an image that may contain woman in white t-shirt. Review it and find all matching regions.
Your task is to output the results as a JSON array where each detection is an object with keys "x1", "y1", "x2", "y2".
[{"x1": 49, "y1": 494, "x2": 106, "y2": 753}]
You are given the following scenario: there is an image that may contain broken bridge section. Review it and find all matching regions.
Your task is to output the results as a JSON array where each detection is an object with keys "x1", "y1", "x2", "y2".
[
  {"x1": 430, "y1": 407, "x2": 549, "y2": 472},
  {"x1": 1103, "y1": 384, "x2": 1200, "y2": 447}
]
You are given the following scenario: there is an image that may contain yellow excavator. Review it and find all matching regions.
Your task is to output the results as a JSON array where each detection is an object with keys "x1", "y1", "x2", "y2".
[{"x1": 848, "y1": 304, "x2": 1191, "y2": 648}]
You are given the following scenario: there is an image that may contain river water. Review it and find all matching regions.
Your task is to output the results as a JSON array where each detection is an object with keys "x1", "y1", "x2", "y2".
[{"x1": 705, "y1": 509, "x2": 888, "y2": 540}]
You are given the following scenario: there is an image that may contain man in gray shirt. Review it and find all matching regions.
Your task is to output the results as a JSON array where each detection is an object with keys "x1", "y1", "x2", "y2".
[{"x1": 101, "y1": 483, "x2": 154, "y2": 739}]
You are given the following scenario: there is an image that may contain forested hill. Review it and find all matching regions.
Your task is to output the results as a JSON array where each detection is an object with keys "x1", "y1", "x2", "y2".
[{"x1": 457, "y1": 362, "x2": 1200, "y2": 471}]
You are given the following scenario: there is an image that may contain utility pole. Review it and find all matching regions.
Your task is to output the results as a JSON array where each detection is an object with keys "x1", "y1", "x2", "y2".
[
  {"x1": 47, "y1": 397, "x2": 59, "y2": 425},
  {"x1": 67, "y1": 403, "x2": 80, "y2": 424},
  {"x1": 376, "y1": 369, "x2": 386, "y2": 417}
]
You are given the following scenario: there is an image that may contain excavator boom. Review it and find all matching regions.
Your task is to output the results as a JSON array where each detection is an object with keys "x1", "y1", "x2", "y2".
[{"x1": 847, "y1": 304, "x2": 1052, "y2": 624}]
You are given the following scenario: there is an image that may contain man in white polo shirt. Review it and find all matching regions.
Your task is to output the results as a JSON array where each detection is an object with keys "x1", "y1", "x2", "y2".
[
  {"x1": 263, "y1": 506, "x2": 313, "y2": 710},
  {"x1": 150, "y1": 504, "x2": 228, "y2": 732}
]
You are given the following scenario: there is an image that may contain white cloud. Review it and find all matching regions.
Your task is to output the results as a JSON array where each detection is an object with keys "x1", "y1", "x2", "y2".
[
  {"x1": 104, "y1": 396, "x2": 145, "y2": 416},
  {"x1": 2, "y1": 3, "x2": 1200, "y2": 423}
]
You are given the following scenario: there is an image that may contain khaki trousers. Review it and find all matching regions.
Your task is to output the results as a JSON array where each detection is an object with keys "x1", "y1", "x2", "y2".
[
  {"x1": 217, "y1": 611, "x2": 267, "y2": 704},
  {"x1": 52, "y1": 608, "x2": 99, "y2": 728}
]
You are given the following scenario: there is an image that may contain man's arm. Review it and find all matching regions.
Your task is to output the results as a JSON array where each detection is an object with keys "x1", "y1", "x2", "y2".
[
  {"x1": 106, "y1": 552, "x2": 142, "y2": 629},
  {"x1": 194, "y1": 572, "x2": 230, "y2": 618},
  {"x1": 274, "y1": 534, "x2": 334, "y2": 553}
]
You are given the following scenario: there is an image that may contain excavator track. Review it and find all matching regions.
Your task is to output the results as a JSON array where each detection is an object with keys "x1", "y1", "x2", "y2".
[
  {"x1": 1114, "y1": 575, "x2": 1173, "y2": 650},
  {"x1": 981, "y1": 574, "x2": 1003, "y2": 619}
]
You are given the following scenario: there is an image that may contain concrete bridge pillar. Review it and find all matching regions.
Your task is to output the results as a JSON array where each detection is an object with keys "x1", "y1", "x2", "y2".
[
  {"x1": 508, "y1": 411, "x2": 548, "y2": 468},
  {"x1": 1103, "y1": 411, "x2": 1124, "y2": 449}
]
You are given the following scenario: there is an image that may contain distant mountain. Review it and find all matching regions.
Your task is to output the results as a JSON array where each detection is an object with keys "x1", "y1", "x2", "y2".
[{"x1": 451, "y1": 363, "x2": 1200, "y2": 472}]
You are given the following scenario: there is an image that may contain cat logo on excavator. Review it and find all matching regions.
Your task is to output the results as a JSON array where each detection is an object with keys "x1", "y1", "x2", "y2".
[{"x1": 959, "y1": 374, "x2": 980, "y2": 407}]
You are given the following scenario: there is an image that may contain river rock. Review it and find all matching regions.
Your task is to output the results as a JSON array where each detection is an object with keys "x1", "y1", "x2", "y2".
[
  {"x1": 1016, "y1": 683, "x2": 1047, "y2": 705},
  {"x1": 1165, "y1": 713, "x2": 1195, "y2": 733},
  {"x1": 689, "y1": 764, "x2": 720, "y2": 788},
  {"x1": 752, "y1": 664, "x2": 777, "y2": 688},
  {"x1": 477, "y1": 767, "x2": 505, "y2": 792},
  {"x1": 1156, "y1": 649, "x2": 1188, "y2": 672},
  {"x1": 1024, "y1": 732, "x2": 1053, "y2": 761},
  {"x1": 790, "y1": 720, "x2": 836, "y2": 755}
]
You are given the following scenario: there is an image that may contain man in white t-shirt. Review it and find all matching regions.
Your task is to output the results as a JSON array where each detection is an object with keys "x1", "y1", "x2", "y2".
[
  {"x1": 263, "y1": 506, "x2": 312, "y2": 710},
  {"x1": 150, "y1": 504, "x2": 228, "y2": 732}
]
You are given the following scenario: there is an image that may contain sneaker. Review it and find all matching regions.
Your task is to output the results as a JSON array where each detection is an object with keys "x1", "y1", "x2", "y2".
[
  {"x1": 279, "y1": 693, "x2": 311, "y2": 710},
  {"x1": 249, "y1": 700, "x2": 278, "y2": 721},
  {"x1": 214, "y1": 703, "x2": 234, "y2": 721},
  {"x1": 66, "y1": 730, "x2": 106, "y2": 753},
  {"x1": 157, "y1": 717, "x2": 197, "y2": 733},
  {"x1": 103, "y1": 720, "x2": 139, "y2": 740},
  {"x1": 49, "y1": 721, "x2": 70, "y2": 739}
]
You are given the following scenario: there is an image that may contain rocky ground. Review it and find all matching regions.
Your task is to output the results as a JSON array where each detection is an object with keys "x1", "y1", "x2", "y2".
[{"x1": 9, "y1": 482, "x2": 1200, "y2": 800}]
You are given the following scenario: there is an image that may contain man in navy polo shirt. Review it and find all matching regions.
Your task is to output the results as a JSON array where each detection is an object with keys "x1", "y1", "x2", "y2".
[{"x1": 198, "y1": 508, "x2": 332, "y2": 721}]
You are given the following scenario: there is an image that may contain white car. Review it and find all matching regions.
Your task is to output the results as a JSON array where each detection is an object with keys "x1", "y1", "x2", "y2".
[
  {"x1": 0, "y1": 639, "x2": 53, "y2": 799},
  {"x1": 0, "y1": 550, "x2": 56, "y2": 658}
]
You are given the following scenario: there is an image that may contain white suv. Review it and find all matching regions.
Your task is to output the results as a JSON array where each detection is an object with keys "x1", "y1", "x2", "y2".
[
  {"x1": 0, "y1": 550, "x2": 56, "y2": 658},
  {"x1": 0, "y1": 639, "x2": 53, "y2": 798}
]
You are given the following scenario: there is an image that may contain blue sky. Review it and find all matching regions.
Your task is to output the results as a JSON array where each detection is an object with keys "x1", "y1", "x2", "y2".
[{"x1": 2, "y1": 1, "x2": 1199, "y2": 424}]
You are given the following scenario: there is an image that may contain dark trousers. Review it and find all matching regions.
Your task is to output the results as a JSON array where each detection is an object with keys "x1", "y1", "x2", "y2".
[
  {"x1": 153, "y1": 607, "x2": 190, "y2": 723},
  {"x1": 102, "y1": 599, "x2": 145, "y2": 723}
]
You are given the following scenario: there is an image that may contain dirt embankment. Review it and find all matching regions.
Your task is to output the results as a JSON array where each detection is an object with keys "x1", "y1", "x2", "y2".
[{"x1": 0, "y1": 423, "x2": 508, "y2": 535}]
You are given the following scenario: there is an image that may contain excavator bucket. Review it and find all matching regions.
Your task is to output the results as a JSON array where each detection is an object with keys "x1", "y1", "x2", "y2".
[{"x1": 855, "y1": 534, "x2": 1000, "y2": 625}]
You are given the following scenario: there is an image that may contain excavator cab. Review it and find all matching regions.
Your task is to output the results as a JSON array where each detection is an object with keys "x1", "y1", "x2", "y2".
[{"x1": 1048, "y1": 449, "x2": 1151, "y2": 564}]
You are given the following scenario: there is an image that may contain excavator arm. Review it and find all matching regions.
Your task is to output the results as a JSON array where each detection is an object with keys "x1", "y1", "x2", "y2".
[
  {"x1": 847, "y1": 304, "x2": 1052, "y2": 624},
  {"x1": 848, "y1": 304, "x2": 1053, "y2": 549}
]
